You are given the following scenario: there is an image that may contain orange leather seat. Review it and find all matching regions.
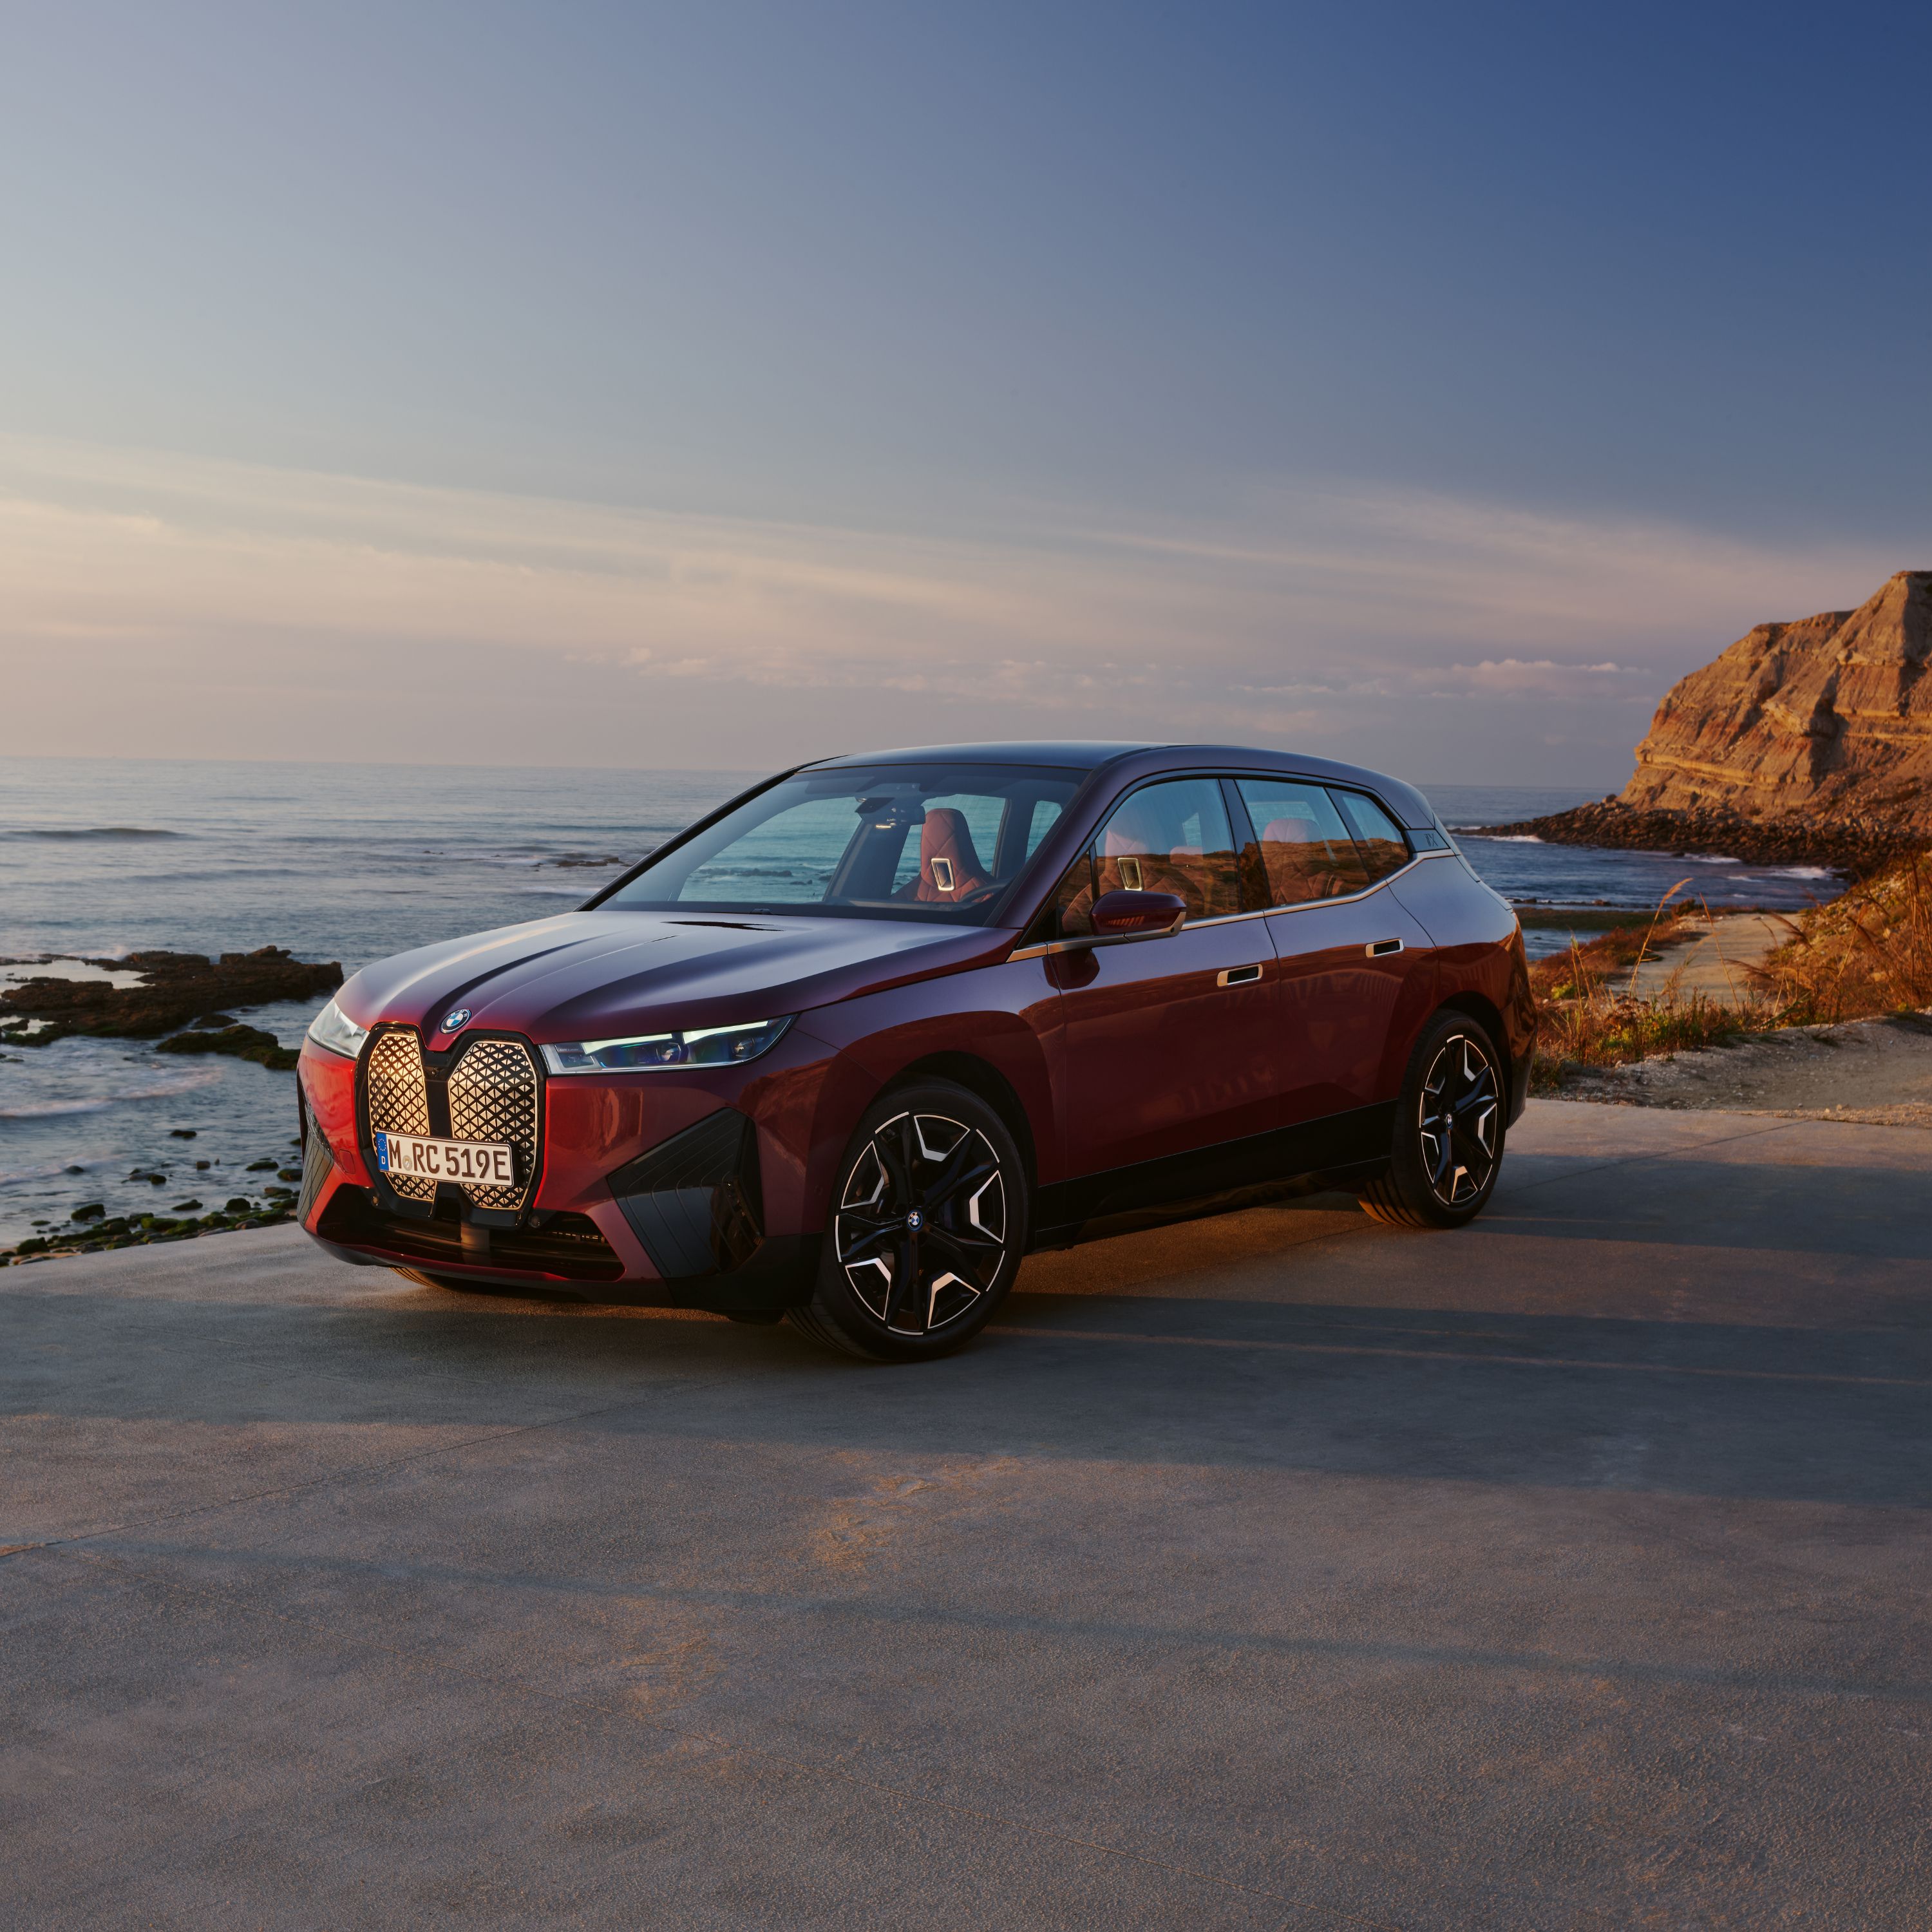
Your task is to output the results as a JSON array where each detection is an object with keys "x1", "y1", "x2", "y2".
[{"x1": 902, "y1": 808, "x2": 990, "y2": 903}]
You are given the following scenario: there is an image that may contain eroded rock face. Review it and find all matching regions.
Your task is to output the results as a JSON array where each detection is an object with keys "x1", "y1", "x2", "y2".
[{"x1": 1624, "y1": 571, "x2": 1932, "y2": 828}]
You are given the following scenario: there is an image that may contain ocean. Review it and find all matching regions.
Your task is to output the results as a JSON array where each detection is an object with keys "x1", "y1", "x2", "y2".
[{"x1": 1, "y1": 758, "x2": 1842, "y2": 1247}]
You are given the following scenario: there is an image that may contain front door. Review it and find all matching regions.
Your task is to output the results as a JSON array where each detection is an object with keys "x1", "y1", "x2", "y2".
[{"x1": 1050, "y1": 776, "x2": 1275, "y2": 1179}]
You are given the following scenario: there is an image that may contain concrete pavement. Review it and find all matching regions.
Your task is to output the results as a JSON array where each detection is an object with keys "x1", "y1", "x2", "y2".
[{"x1": 4, "y1": 1100, "x2": 1929, "y2": 1929}]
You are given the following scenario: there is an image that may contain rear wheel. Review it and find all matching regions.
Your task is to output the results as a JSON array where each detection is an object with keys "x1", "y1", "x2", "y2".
[
  {"x1": 1359, "y1": 1012, "x2": 1505, "y2": 1229},
  {"x1": 788, "y1": 1081, "x2": 1028, "y2": 1362}
]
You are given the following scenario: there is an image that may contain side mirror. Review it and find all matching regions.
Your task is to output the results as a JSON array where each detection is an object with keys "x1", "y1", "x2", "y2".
[{"x1": 1090, "y1": 889, "x2": 1188, "y2": 940}]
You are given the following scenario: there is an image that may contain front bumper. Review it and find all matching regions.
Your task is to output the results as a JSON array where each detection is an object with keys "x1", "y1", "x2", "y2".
[{"x1": 296, "y1": 1021, "x2": 839, "y2": 1309}]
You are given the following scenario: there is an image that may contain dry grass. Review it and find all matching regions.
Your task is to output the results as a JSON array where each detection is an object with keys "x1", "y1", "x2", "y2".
[
  {"x1": 1750, "y1": 850, "x2": 1932, "y2": 1022},
  {"x1": 1528, "y1": 851, "x2": 1932, "y2": 1090},
  {"x1": 1528, "y1": 886, "x2": 1770, "y2": 1091}
]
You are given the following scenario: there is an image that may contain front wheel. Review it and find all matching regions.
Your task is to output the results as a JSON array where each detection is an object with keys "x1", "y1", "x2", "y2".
[
  {"x1": 1358, "y1": 1012, "x2": 1506, "y2": 1229},
  {"x1": 788, "y1": 1081, "x2": 1028, "y2": 1362}
]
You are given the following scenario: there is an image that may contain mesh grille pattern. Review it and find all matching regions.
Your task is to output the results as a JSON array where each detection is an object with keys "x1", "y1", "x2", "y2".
[
  {"x1": 296, "y1": 1094, "x2": 335, "y2": 1224},
  {"x1": 365, "y1": 1028, "x2": 435, "y2": 1202},
  {"x1": 447, "y1": 1037, "x2": 539, "y2": 1209}
]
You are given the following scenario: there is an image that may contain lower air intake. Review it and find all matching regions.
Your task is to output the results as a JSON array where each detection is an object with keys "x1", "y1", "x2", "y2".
[{"x1": 606, "y1": 1109, "x2": 764, "y2": 1280}]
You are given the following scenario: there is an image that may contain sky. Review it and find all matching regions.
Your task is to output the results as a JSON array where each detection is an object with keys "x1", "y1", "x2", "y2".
[{"x1": 1, "y1": 1, "x2": 1926, "y2": 786}]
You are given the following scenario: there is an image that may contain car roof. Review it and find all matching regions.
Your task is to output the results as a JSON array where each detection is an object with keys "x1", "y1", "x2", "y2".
[
  {"x1": 807, "y1": 741, "x2": 1156, "y2": 770},
  {"x1": 801, "y1": 742, "x2": 1439, "y2": 829}
]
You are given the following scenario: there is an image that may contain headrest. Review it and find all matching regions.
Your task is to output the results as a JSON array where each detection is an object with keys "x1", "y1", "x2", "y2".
[
  {"x1": 1263, "y1": 817, "x2": 1321, "y2": 846},
  {"x1": 920, "y1": 809, "x2": 985, "y2": 895}
]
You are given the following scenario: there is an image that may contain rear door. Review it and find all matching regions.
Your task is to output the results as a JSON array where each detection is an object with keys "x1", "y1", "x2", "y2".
[{"x1": 1229, "y1": 777, "x2": 1435, "y2": 1131}]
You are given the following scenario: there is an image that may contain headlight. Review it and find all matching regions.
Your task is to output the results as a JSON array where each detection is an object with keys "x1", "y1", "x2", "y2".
[
  {"x1": 540, "y1": 1016, "x2": 793, "y2": 1075},
  {"x1": 307, "y1": 998, "x2": 370, "y2": 1061}
]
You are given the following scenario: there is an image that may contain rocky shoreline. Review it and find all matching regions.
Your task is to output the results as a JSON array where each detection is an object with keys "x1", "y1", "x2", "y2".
[
  {"x1": 0, "y1": 945, "x2": 341, "y2": 1050},
  {"x1": 1470, "y1": 798, "x2": 1919, "y2": 879}
]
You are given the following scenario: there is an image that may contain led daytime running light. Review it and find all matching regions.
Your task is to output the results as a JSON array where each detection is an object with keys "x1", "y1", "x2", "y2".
[{"x1": 541, "y1": 1016, "x2": 792, "y2": 1075}]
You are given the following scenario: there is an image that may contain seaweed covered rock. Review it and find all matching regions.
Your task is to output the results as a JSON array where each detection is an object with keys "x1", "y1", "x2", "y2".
[
  {"x1": 155, "y1": 1023, "x2": 300, "y2": 1071},
  {"x1": 0, "y1": 946, "x2": 340, "y2": 1043}
]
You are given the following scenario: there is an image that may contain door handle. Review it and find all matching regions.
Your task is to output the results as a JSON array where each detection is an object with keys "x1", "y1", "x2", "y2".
[
  {"x1": 1366, "y1": 938, "x2": 1403, "y2": 958},
  {"x1": 1217, "y1": 963, "x2": 1264, "y2": 987}
]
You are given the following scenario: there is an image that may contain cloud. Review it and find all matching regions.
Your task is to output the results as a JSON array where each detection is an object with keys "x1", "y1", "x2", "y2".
[{"x1": 0, "y1": 431, "x2": 1906, "y2": 773}]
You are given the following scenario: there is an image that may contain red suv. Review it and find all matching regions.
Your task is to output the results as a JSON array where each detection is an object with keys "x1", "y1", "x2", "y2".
[{"x1": 298, "y1": 743, "x2": 1533, "y2": 1359}]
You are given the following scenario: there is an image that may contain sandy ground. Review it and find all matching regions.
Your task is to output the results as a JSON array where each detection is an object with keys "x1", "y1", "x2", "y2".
[
  {"x1": 1565, "y1": 1009, "x2": 1932, "y2": 1122},
  {"x1": 1627, "y1": 910, "x2": 1790, "y2": 999},
  {"x1": 6, "y1": 1101, "x2": 1931, "y2": 1929}
]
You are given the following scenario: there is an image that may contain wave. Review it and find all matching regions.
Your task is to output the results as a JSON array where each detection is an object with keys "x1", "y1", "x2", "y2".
[
  {"x1": 1464, "y1": 833, "x2": 1543, "y2": 844},
  {"x1": 0, "y1": 1157, "x2": 104, "y2": 1186},
  {"x1": 1773, "y1": 864, "x2": 1835, "y2": 879},
  {"x1": 1683, "y1": 853, "x2": 1742, "y2": 864},
  {"x1": 8, "y1": 827, "x2": 186, "y2": 840},
  {"x1": 0, "y1": 1066, "x2": 224, "y2": 1119}
]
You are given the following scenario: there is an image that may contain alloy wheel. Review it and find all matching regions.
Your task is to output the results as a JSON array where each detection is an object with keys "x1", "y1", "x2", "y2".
[
  {"x1": 834, "y1": 1110, "x2": 1009, "y2": 1334},
  {"x1": 1417, "y1": 1034, "x2": 1500, "y2": 1207}
]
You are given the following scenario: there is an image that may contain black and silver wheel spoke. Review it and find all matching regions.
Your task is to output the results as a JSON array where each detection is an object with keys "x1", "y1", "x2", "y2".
[
  {"x1": 1417, "y1": 1035, "x2": 1500, "y2": 1208},
  {"x1": 835, "y1": 1110, "x2": 1009, "y2": 1334}
]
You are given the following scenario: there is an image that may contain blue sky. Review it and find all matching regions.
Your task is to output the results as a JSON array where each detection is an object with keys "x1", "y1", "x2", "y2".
[{"x1": 2, "y1": 2, "x2": 1926, "y2": 782}]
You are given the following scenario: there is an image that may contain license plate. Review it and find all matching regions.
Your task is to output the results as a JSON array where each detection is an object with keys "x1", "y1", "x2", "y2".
[{"x1": 374, "y1": 1132, "x2": 516, "y2": 1187}]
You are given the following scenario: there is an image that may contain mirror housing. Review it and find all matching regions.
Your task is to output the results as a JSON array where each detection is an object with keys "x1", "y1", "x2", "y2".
[{"x1": 1089, "y1": 889, "x2": 1188, "y2": 940}]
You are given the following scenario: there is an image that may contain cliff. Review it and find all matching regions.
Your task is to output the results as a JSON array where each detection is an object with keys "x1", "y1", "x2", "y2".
[{"x1": 1623, "y1": 570, "x2": 1932, "y2": 829}]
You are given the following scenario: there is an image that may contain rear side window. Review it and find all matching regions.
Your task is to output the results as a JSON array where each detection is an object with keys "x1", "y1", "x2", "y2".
[
  {"x1": 1331, "y1": 790, "x2": 1412, "y2": 882},
  {"x1": 1233, "y1": 779, "x2": 1369, "y2": 906}
]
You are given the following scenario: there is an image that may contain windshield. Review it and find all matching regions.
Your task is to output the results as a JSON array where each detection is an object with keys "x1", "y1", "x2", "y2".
[{"x1": 601, "y1": 763, "x2": 1085, "y2": 922}]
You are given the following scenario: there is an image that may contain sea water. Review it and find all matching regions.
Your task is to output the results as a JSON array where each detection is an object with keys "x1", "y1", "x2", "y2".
[{"x1": 0, "y1": 759, "x2": 1842, "y2": 1245}]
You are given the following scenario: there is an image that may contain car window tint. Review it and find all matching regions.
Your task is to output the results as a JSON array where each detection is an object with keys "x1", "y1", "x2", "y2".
[
  {"x1": 674, "y1": 795, "x2": 858, "y2": 904},
  {"x1": 1024, "y1": 798, "x2": 1063, "y2": 856},
  {"x1": 1092, "y1": 779, "x2": 1241, "y2": 922},
  {"x1": 889, "y1": 793, "x2": 1010, "y2": 895},
  {"x1": 1041, "y1": 849, "x2": 1097, "y2": 940},
  {"x1": 1234, "y1": 779, "x2": 1370, "y2": 905},
  {"x1": 1331, "y1": 790, "x2": 1411, "y2": 882}
]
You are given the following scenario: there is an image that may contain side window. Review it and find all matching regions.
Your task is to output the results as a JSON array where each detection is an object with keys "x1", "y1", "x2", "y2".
[
  {"x1": 1092, "y1": 778, "x2": 1242, "y2": 922},
  {"x1": 1331, "y1": 790, "x2": 1412, "y2": 882},
  {"x1": 1233, "y1": 779, "x2": 1369, "y2": 906}
]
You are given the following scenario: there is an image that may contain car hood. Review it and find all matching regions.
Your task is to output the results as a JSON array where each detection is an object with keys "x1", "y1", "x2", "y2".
[{"x1": 336, "y1": 910, "x2": 1012, "y2": 1043}]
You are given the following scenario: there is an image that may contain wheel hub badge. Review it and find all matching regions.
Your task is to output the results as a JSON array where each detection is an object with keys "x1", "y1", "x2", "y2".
[{"x1": 905, "y1": 1208, "x2": 924, "y2": 1231}]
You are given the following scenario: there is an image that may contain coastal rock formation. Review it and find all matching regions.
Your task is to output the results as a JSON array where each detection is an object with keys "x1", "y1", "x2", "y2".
[
  {"x1": 1624, "y1": 570, "x2": 1932, "y2": 829},
  {"x1": 0, "y1": 946, "x2": 341, "y2": 1043}
]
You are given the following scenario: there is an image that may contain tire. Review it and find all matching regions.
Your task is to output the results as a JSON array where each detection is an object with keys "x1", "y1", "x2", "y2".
[
  {"x1": 788, "y1": 1080, "x2": 1029, "y2": 1363},
  {"x1": 1359, "y1": 1011, "x2": 1506, "y2": 1229}
]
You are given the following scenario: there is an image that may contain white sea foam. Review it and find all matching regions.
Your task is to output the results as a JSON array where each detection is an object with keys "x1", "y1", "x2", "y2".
[
  {"x1": 1468, "y1": 833, "x2": 1544, "y2": 844},
  {"x1": 0, "y1": 1067, "x2": 223, "y2": 1119},
  {"x1": 1773, "y1": 865, "x2": 1833, "y2": 879},
  {"x1": 1684, "y1": 854, "x2": 1742, "y2": 864},
  {"x1": 7, "y1": 826, "x2": 185, "y2": 840},
  {"x1": 0, "y1": 1157, "x2": 105, "y2": 1186}
]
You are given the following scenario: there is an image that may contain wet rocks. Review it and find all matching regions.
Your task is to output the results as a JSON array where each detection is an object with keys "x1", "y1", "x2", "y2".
[
  {"x1": 1477, "y1": 798, "x2": 1917, "y2": 876},
  {"x1": 0, "y1": 945, "x2": 340, "y2": 1044},
  {"x1": 155, "y1": 1023, "x2": 299, "y2": 1071}
]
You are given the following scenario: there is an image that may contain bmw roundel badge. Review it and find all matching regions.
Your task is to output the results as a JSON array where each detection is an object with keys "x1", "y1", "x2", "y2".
[{"x1": 440, "y1": 1008, "x2": 471, "y2": 1033}]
